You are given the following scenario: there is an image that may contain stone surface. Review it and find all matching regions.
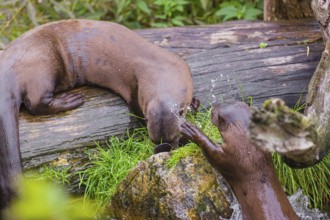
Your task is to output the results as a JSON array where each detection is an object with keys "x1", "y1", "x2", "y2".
[{"x1": 108, "y1": 152, "x2": 236, "y2": 220}]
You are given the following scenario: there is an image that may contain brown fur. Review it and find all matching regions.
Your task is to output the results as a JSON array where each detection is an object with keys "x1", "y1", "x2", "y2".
[
  {"x1": 180, "y1": 101, "x2": 298, "y2": 220},
  {"x1": 0, "y1": 19, "x2": 193, "y2": 209}
]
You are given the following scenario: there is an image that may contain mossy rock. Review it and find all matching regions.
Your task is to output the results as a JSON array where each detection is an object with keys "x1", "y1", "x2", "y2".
[{"x1": 108, "y1": 152, "x2": 235, "y2": 219}]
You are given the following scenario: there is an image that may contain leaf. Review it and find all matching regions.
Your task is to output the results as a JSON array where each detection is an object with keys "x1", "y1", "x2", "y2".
[
  {"x1": 244, "y1": 7, "x2": 262, "y2": 20},
  {"x1": 151, "y1": 22, "x2": 168, "y2": 28},
  {"x1": 85, "y1": 12, "x2": 106, "y2": 20},
  {"x1": 155, "y1": 14, "x2": 167, "y2": 20},
  {"x1": 177, "y1": 5, "x2": 184, "y2": 12},
  {"x1": 215, "y1": 6, "x2": 238, "y2": 21},
  {"x1": 171, "y1": 17, "x2": 185, "y2": 26},
  {"x1": 0, "y1": 0, "x2": 21, "y2": 6},
  {"x1": 27, "y1": 1, "x2": 39, "y2": 27},
  {"x1": 115, "y1": 0, "x2": 127, "y2": 15},
  {"x1": 50, "y1": 0, "x2": 75, "y2": 19},
  {"x1": 136, "y1": 0, "x2": 151, "y2": 15},
  {"x1": 200, "y1": 0, "x2": 209, "y2": 11}
]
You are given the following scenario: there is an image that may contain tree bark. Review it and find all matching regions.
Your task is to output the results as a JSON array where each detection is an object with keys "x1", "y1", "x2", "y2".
[{"x1": 264, "y1": 0, "x2": 314, "y2": 21}]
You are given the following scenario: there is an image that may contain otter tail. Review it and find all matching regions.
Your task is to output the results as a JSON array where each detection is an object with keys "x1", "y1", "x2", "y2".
[{"x1": 0, "y1": 93, "x2": 22, "y2": 210}]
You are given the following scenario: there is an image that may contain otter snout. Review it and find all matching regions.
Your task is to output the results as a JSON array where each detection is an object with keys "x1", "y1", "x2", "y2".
[{"x1": 146, "y1": 103, "x2": 182, "y2": 147}]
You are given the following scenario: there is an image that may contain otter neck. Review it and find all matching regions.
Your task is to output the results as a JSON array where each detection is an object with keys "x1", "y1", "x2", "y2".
[{"x1": 228, "y1": 164, "x2": 298, "y2": 220}]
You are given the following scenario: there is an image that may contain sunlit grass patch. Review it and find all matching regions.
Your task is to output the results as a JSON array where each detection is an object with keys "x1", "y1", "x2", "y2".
[{"x1": 78, "y1": 127, "x2": 154, "y2": 210}]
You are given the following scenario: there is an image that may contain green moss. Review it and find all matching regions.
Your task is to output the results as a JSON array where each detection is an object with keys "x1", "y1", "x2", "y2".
[
  {"x1": 166, "y1": 107, "x2": 222, "y2": 169},
  {"x1": 166, "y1": 144, "x2": 202, "y2": 169}
]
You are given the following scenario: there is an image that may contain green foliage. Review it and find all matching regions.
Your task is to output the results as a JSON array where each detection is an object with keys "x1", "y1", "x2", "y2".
[
  {"x1": 9, "y1": 178, "x2": 95, "y2": 219},
  {"x1": 166, "y1": 106, "x2": 222, "y2": 169},
  {"x1": 78, "y1": 128, "x2": 154, "y2": 210},
  {"x1": 293, "y1": 92, "x2": 307, "y2": 112},
  {"x1": 166, "y1": 144, "x2": 202, "y2": 169},
  {"x1": 37, "y1": 165, "x2": 71, "y2": 185},
  {"x1": 0, "y1": 0, "x2": 263, "y2": 48},
  {"x1": 273, "y1": 153, "x2": 330, "y2": 210},
  {"x1": 216, "y1": 0, "x2": 262, "y2": 21},
  {"x1": 152, "y1": 0, "x2": 189, "y2": 27}
]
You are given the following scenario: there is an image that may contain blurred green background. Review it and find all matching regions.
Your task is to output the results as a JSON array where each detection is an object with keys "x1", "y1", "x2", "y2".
[{"x1": 0, "y1": 0, "x2": 263, "y2": 48}]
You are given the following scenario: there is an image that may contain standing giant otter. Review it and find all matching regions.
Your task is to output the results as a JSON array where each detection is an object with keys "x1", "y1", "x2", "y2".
[
  {"x1": 0, "y1": 19, "x2": 194, "y2": 209},
  {"x1": 180, "y1": 102, "x2": 298, "y2": 220}
]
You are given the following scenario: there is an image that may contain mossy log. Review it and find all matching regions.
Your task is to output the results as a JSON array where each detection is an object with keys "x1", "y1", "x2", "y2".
[
  {"x1": 249, "y1": 98, "x2": 320, "y2": 167},
  {"x1": 18, "y1": 19, "x2": 323, "y2": 170}
]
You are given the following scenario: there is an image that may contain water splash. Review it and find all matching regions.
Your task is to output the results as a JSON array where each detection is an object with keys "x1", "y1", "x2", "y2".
[
  {"x1": 221, "y1": 189, "x2": 329, "y2": 220},
  {"x1": 289, "y1": 190, "x2": 329, "y2": 220},
  {"x1": 209, "y1": 74, "x2": 223, "y2": 104}
]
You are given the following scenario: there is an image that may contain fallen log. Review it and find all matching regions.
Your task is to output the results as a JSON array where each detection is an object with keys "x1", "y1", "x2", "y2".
[{"x1": 19, "y1": 19, "x2": 323, "y2": 170}]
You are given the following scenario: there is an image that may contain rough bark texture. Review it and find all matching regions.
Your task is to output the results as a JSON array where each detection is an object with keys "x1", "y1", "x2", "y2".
[
  {"x1": 304, "y1": 40, "x2": 330, "y2": 159},
  {"x1": 311, "y1": 0, "x2": 330, "y2": 41},
  {"x1": 18, "y1": 20, "x2": 323, "y2": 170},
  {"x1": 302, "y1": 0, "x2": 330, "y2": 158},
  {"x1": 264, "y1": 0, "x2": 314, "y2": 21}
]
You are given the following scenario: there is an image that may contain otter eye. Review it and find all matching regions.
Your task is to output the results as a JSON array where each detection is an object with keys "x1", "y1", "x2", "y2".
[{"x1": 178, "y1": 109, "x2": 184, "y2": 116}]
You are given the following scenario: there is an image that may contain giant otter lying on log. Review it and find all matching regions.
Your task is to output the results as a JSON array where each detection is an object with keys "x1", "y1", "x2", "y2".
[
  {"x1": 180, "y1": 102, "x2": 298, "y2": 220},
  {"x1": 0, "y1": 19, "x2": 195, "y2": 210}
]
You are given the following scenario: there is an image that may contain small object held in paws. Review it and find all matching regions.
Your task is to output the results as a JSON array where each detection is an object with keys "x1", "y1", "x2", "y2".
[{"x1": 154, "y1": 143, "x2": 173, "y2": 154}]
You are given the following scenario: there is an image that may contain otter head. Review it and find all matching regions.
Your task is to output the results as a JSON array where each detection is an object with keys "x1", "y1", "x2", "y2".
[
  {"x1": 211, "y1": 101, "x2": 251, "y2": 133},
  {"x1": 146, "y1": 100, "x2": 189, "y2": 150}
]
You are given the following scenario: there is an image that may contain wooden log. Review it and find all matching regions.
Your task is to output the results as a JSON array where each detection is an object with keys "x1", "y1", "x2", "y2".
[{"x1": 19, "y1": 20, "x2": 323, "y2": 170}]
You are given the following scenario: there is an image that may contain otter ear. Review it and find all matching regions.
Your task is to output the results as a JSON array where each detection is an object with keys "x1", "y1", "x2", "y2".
[
  {"x1": 190, "y1": 97, "x2": 200, "y2": 114},
  {"x1": 154, "y1": 143, "x2": 173, "y2": 154}
]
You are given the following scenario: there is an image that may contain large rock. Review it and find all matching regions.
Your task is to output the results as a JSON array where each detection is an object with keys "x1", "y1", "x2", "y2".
[{"x1": 108, "y1": 152, "x2": 237, "y2": 219}]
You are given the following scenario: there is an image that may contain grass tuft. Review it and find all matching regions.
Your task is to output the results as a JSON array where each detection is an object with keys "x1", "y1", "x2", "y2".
[
  {"x1": 273, "y1": 153, "x2": 330, "y2": 209},
  {"x1": 38, "y1": 166, "x2": 71, "y2": 185},
  {"x1": 78, "y1": 127, "x2": 153, "y2": 210},
  {"x1": 166, "y1": 144, "x2": 201, "y2": 169}
]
